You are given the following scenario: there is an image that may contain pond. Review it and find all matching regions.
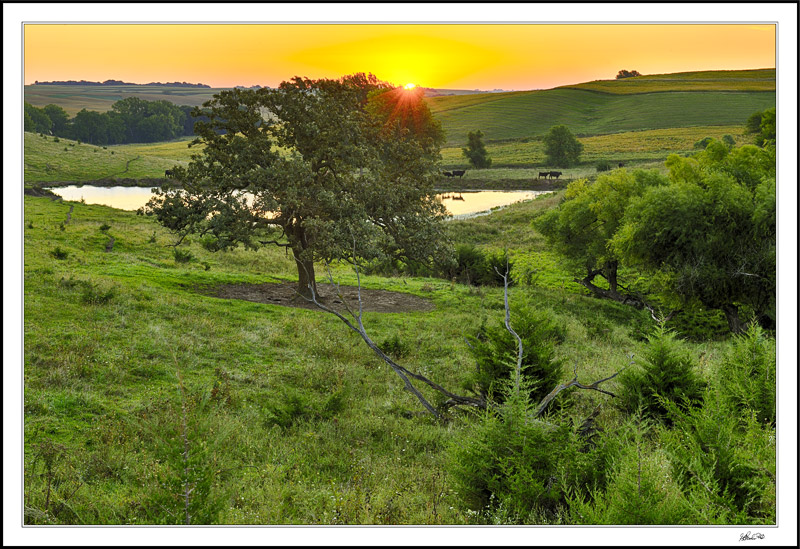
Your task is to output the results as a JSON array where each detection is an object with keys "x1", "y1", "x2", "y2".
[{"x1": 46, "y1": 185, "x2": 551, "y2": 218}]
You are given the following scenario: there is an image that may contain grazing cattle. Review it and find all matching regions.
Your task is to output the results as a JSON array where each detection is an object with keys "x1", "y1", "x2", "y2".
[
  {"x1": 451, "y1": 170, "x2": 466, "y2": 179},
  {"x1": 165, "y1": 169, "x2": 175, "y2": 178},
  {"x1": 442, "y1": 171, "x2": 454, "y2": 178},
  {"x1": 618, "y1": 162, "x2": 625, "y2": 168},
  {"x1": 538, "y1": 171, "x2": 550, "y2": 179},
  {"x1": 549, "y1": 171, "x2": 563, "y2": 179}
]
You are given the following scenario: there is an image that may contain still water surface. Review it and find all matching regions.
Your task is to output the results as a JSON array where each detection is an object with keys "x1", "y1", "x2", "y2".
[{"x1": 47, "y1": 186, "x2": 550, "y2": 218}]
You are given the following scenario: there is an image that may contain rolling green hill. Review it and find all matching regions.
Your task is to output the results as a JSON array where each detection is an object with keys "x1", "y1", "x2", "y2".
[
  {"x1": 24, "y1": 85, "x2": 225, "y2": 117},
  {"x1": 429, "y1": 88, "x2": 775, "y2": 147},
  {"x1": 23, "y1": 133, "x2": 196, "y2": 184},
  {"x1": 558, "y1": 68, "x2": 775, "y2": 94}
]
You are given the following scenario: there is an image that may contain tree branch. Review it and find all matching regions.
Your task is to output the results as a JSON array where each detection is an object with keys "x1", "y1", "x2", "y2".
[
  {"x1": 532, "y1": 358, "x2": 631, "y2": 419},
  {"x1": 302, "y1": 259, "x2": 485, "y2": 418},
  {"x1": 495, "y1": 261, "x2": 523, "y2": 396}
]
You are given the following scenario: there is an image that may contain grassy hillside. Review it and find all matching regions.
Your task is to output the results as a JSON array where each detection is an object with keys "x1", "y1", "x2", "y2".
[
  {"x1": 440, "y1": 125, "x2": 750, "y2": 170},
  {"x1": 24, "y1": 188, "x2": 773, "y2": 525},
  {"x1": 429, "y1": 88, "x2": 775, "y2": 147},
  {"x1": 23, "y1": 133, "x2": 197, "y2": 184},
  {"x1": 24, "y1": 85, "x2": 224, "y2": 117},
  {"x1": 558, "y1": 68, "x2": 775, "y2": 94}
]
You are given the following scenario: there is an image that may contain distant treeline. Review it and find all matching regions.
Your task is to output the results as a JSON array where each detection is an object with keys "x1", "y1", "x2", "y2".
[
  {"x1": 32, "y1": 79, "x2": 211, "y2": 88},
  {"x1": 24, "y1": 98, "x2": 216, "y2": 145}
]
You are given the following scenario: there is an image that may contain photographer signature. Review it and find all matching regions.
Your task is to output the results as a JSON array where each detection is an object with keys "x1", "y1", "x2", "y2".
[{"x1": 739, "y1": 531, "x2": 765, "y2": 541}]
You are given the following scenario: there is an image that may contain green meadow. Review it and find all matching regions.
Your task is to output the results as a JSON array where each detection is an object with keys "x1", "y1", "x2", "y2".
[
  {"x1": 21, "y1": 68, "x2": 777, "y2": 525},
  {"x1": 430, "y1": 88, "x2": 775, "y2": 147}
]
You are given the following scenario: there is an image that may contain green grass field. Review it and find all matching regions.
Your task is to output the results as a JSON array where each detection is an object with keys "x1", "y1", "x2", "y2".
[
  {"x1": 429, "y1": 88, "x2": 775, "y2": 147},
  {"x1": 23, "y1": 185, "x2": 770, "y2": 524},
  {"x1": 558, "y1": 68, "x2": 775, "y2": 94},
  {"x1": 24, "y1": 85, "x2": 225, "y2": 117},
  {"x1": 23, "y1": 133, "x2": 198, "y2": 184},
  {"x1": 19, "y1": 66, "x2": 779, "y2": 527},
  {"x1": 440, "y1": 125, "x2": 750, "y2": 170}
]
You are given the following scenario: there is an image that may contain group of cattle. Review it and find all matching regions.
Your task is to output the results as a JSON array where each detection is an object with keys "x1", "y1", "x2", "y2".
[
  {"x1": 538, "y1": 171, "x2": 563, "y2": 179},
  {"x1": 441, "y1": 170, "x2": 467, "y2": 179}
]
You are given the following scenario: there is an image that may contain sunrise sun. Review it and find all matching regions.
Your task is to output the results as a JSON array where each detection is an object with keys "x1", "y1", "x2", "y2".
[{"x1": 403, "y1": 83, "x2": 416, "y2": 90}]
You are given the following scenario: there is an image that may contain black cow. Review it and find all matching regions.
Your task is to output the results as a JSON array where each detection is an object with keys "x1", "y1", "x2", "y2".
[
  {"x1": 451, "y1": 170, "x2": 466, "y2": 179},
  {"x1": 618, "y1": 162, "x2": 625, "y2": 168},
  {"x1": 165, "y1": 169, "x2": 175, "y2": 178},
  {"x1": 538, "y1": 171, "x2": 550, "y2": 179},
  {"x1": 549, "y1": 171, "x2": 563, "y2": 179},
  {"x1": 442, "y1": 171, "x2": 454, "y2": 178}
]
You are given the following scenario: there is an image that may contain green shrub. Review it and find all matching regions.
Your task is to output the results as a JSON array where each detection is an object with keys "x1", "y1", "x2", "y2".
[
  {"x1": 658, "y1": 390, "x2": 775, "y2": 522},
  {"x1": 569, "y1": 415, "x2": 693, "y2": 524},
  {"x1": 379, "y1": 333, "x2": 410, "y2": 359},
  {"x1": 99, "y1": 223, "x2": 111, "y2": 232},
  {"x1": 715, "y1": 324, "x2": 775, "y2": 427},
  {"x1": 173, "y1": 248, "x2": 194, "y2": 263},
  {"x1": 448, "y1": 379, "x2": 611, "y2": 523},
  {"x1": 693, "y1": 136, "x2": 713, "y2": 149},
  {"x1": 444, "y1": 244, "x2": 513, "y2": 287},
  {"x1": 79, "y1": 282, "x2": 116, "y2": 305},
  {"x1": 49, "y1": 246, "x2": 69, "y2": 260},
  {"x1": 53, "y1": 137, "x2": 60, "y2": 143},
  {"x1": 615, "y1": 326, "x2": 705, "y2": 424},
  {"x1": 465, "y1": 307, "x2": 565, "y2": 404},
  {"x1": 722, "y1": 134, "x2": 736, "y2": 149},
  {"x1": 596, "y1": 160, "x2": 613, "y2": 172}
]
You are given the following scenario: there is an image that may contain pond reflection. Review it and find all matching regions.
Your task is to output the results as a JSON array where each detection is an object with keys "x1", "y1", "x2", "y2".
[{"x1": 46, "y1": 185, "x2": 550, "y2": 218}]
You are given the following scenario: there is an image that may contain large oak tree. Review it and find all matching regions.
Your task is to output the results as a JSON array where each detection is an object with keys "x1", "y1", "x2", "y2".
[{"x1": 142, "y1": 74, "x2": 449, "y2": 297}]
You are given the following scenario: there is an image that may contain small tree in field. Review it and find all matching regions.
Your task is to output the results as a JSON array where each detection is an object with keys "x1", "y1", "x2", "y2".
[
  {"x1": 543, "y1": 125, "x2": 583, "y2": 168},
  {"x1": 616, "y1": 69, "x2": 641, "y2": 79},
  {"x1": 142, "y1": 74, "x2": 449, "y2": 298},
  {"x1": 462, "y1": 130, "x2": 492, "y2": 169}
]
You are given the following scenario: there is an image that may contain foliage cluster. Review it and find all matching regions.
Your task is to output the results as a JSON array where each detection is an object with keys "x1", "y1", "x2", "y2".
[
  {"x1": 465, "y1": 307, "x2": 565, "y2": 403},
  {"x1": 142, "y1": 74, "x2": 449, "y2": 298},
  {"x1": 615, "y1": 327, "x2": 706, "y2": 423},
  {"x1": 537, "y1": 121, "x2": 776, "y2": 334},
  {"x1": 441, "y1": 244, "x2": 513, "y2": 287},
  {"x1": 543, "y1": 125, "x2": 583, "y2": 168},
  {"x1": 461, "y1": 130, "x2": 493, "y2": 168},
  {"x1": 616, "y1": 69, "x2": 642, "y2": 79},
  {"x1": 24, "y1": 98, "x2": 210, "y2": 145}
]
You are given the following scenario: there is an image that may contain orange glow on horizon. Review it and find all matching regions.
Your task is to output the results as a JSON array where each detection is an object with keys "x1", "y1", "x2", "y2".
[
  {"x1": 24, "y1": 24, "x2": 775, "y2": 91},
  {"x1": 404, "y1": 83, "x2": 417, "y2": 90}
]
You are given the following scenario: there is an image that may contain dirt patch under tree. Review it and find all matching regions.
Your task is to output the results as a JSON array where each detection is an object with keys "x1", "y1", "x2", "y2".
[{"x1": 211, "y1": 282, "x2": 435, "y2": 314}]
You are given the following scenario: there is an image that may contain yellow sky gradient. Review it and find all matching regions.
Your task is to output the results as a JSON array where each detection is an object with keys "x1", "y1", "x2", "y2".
[{"x1": 24, "y1": 24, "x2": 775, "y2": 90}]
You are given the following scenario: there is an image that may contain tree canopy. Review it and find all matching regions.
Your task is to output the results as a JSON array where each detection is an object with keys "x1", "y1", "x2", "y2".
[
  {"x1": 543, "y1": 125, "x2": 583, "y2": 168},
  {"x1": 613, "y1": 142, "x2": 775, "y2": 332},
  {"x1": 462, "y1": 130, "x2": 492, "y2": 169},
  {"x1": 142, "y1": 74, "x2": 449, "y2": 297},
  {"x1": 616, "y1": 69, "x2": 642, "y2": 79},
  {"x1": 537, "y1": 133, "x2": 775, "y2": 333},
  {"x1": 536, "y1": 169, "x2": 668, "y2": 305}
]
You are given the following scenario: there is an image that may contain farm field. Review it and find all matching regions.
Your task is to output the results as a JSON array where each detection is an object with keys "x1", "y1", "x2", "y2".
[
  {"x1": 23, "y1": 124, "x2": 751, "y2": 186},
  {"x1": 557, "y1": 68, "x2": 776, "y2": 94},
  {"x1": 429, "y1": 88, "x2": 775, "y2": 147},
  {"x1": 440, "y1": 125, "x2": 750, "y2": 170},
  {"x1": 24, "y1": 85, "x2": 225, "y2": 117}
]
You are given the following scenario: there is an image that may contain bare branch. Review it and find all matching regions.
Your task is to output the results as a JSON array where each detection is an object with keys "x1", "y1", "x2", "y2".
[
  {"x1": 494, "y1": 261, "x2": 523, "y2": 396},
  {"x1": 532, "y1": 357, "x2": 631, "y2": 419},
  {"x1": 302, "y1": 261, "x2": 486, "y2": 417}
]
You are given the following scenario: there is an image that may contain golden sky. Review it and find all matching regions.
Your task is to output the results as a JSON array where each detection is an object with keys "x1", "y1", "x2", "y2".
[{"x1": 24, "y1": 24, "x2": 775, "y2": 90}]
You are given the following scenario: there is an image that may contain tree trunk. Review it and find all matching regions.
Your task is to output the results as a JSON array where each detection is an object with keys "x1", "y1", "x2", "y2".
[
  {"x1": 722, "y1": 303, "x2": 746, "y2": 334},
  {"x1": 286, "y1": 223, "x2": 317, "y2": 299},
  {"x1": 604, "y1": 261, "x2": 618, "y2": 294},
  {"x1": 293, "y1": 251, "x2": 317, "y2": 299}
]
